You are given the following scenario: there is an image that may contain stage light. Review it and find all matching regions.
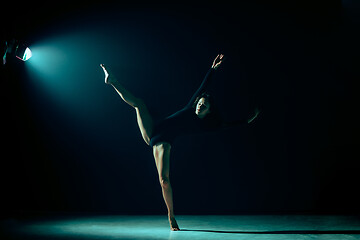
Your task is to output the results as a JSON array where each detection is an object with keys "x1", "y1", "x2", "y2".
[
  {"x1": 2, "y1": 39, "x2": 32, "y2": 64},
  {"x1": 16, "y1": 44, "x2": 32, "y2": 61}
]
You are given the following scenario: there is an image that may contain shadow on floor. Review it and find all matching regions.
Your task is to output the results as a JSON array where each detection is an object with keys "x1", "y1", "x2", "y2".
[{"x1": 181, "y1": 229, "x2": 360, "y2": 234}]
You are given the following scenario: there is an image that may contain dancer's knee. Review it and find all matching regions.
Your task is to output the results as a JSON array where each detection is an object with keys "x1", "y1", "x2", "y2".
[{"x1": 160, "y1": 176, "x2": 170, "y2": 188}]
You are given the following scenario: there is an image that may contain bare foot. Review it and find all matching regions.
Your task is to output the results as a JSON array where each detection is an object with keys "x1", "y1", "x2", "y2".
[
  {"x1": 100, "y1": 64, "x2": 116, "y2": 85},
  {"x1": 169, "y1": 216, "x2": 180, "y2": 231}
]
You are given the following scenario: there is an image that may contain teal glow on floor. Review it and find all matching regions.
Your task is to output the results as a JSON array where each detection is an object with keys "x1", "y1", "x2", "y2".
[{"x1": 1, "y1": 215, "x2": 360, "y2": 240}]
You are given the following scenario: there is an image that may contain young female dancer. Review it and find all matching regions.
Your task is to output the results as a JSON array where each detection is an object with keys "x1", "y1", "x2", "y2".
[{"x1": 100, "y1": 54, "x2": 259, "y2": 231}]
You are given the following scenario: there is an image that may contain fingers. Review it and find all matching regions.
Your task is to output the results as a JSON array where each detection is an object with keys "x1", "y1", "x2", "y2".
[
  {"x1": 215, "y1": 54, "x2": 225, "y2": 63},
  {"x1": 219, "y1": 54, "x2": 226, "y2": 63},
  {"x1": 213, "y1": 54, "x2": 223, "y2": 63}
]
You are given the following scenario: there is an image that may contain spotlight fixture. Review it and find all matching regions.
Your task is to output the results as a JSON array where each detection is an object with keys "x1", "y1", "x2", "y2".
[{"x1": 3, "y1": 39, "x2": 32, "y2": 65}]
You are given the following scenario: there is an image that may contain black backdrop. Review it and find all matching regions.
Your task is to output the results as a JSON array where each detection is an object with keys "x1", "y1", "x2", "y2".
[{"x1": 1, "y1": 0, "x2": 359, "y2": 217}]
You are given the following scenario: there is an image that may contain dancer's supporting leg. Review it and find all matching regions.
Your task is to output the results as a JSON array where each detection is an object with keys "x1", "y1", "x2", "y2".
[
  {"x1": 153, "y1": 142, "x2": 180, "y2": 231},
  {"x1": 100, "y1": 64, "x2": 153, "y2": 145}
]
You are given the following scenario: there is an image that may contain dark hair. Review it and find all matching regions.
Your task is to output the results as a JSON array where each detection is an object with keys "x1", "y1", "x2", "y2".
[{"x1": 193, "y1": 92, "x2": 222, "y2": 127}]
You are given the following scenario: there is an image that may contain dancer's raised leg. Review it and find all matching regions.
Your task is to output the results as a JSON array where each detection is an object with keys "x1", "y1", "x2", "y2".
[
  {"x1": 101, "y1": 64, "x2": 153, "y2": 145},
  {"x1": 101, "y1": 64, "x2": 140, "y2": 108}
]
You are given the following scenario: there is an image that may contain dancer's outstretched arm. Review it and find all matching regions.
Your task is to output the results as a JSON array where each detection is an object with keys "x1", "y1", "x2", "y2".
[
  {"x1": 222, "y1": 108, "x2": 260, "y2": 129},
  {"x1": 186, "y1": 54, "x2": 225, "y2": 107}
]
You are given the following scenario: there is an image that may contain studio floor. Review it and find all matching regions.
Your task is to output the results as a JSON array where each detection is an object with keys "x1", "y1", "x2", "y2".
[{"x1": 1, "y1": 214, "x2": 360, "y2": 240}]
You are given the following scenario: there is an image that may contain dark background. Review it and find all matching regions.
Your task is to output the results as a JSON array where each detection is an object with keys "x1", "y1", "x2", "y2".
[{"x1": 1, "y1": 0, "x2": 359, "y2": 217}]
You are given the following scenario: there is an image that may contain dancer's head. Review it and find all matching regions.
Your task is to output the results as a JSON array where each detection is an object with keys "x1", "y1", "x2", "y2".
[
  {"x1": 194, "y1": 93, "x2": 222, "y2": 128},
  {"x1": 194, "y1": 93, "x2": 213, "y2": 118}
]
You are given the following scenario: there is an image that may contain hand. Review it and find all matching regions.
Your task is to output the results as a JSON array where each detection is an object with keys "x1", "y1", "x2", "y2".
[
  {"x1": 211, "y1": 54, "x2": 225, "y2": 70},
  {"x1": 247, "y1": 108, "x2": 260, "y2": 124}
]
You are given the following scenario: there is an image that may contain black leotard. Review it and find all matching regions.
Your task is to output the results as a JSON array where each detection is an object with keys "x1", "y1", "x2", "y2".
[{"x1": 149, "y1": 68, "x2": 221, "y2": 147}]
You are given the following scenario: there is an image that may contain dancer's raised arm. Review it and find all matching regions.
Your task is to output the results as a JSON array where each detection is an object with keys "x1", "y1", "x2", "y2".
[{"x1": 186, "y1": 54, "x2": 225, "y2": 107}]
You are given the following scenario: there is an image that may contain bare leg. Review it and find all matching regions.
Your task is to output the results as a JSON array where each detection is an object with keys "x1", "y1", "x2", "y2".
[
  {"x1": 153, "y1": 143, "x2": 180, "y2": 231},
  {"x1": 101, "y1": 64, "x2": 140, "y2": 108},
  {"x1": 101, "y1": 64, "x2": 153, "y2": 145}
]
